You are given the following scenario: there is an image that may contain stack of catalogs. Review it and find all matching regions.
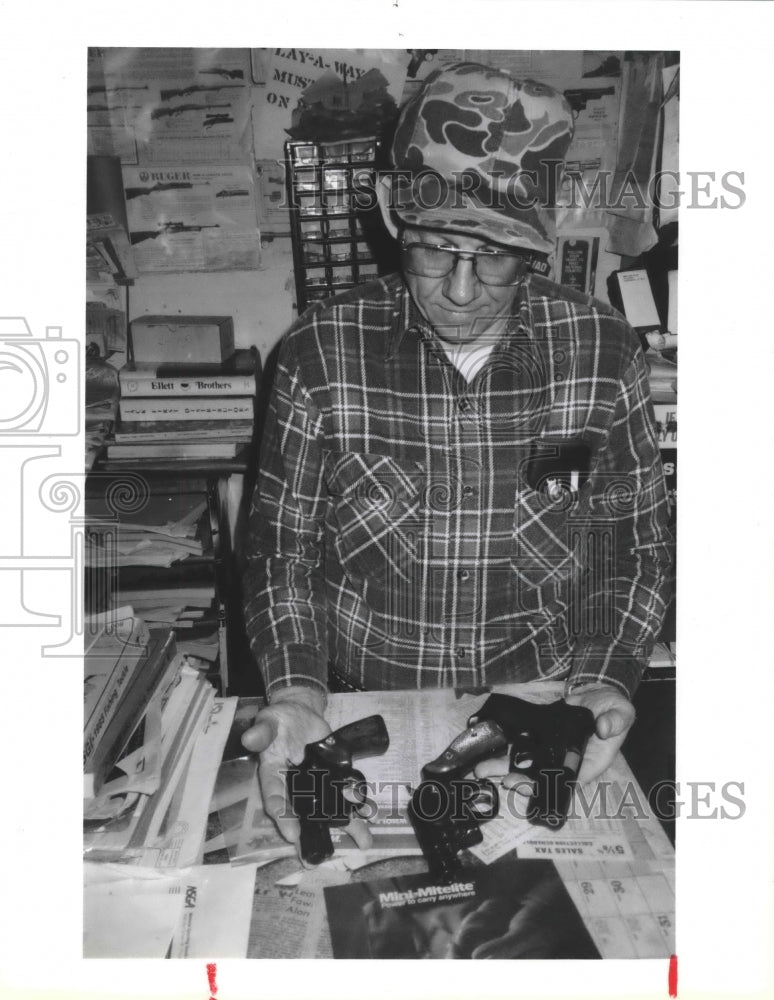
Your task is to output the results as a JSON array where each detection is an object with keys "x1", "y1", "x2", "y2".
[
  {"x1": 108, "y1": 349, "x2": 259, "y2": 461},
  {"x1": 83, "y1": 612, "x2": 237, "y2": 868},
  {"x1": 85, "y1": 483, "x2": 217, "y2": 633},
  {"x1": 83, "y1": 622, "x2": 177, "y2": 801},
  {"x1": 107, "y1": 315, "x2": 260, "y2": 462}
]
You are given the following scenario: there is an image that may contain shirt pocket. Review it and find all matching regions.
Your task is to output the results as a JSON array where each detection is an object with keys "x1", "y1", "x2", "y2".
[
  {"x1": 323, "y1": 451, "x2": 426, "y2": 614},
  {"x1": 511, "y1": 478, "x2": 582, "y2": 603}
]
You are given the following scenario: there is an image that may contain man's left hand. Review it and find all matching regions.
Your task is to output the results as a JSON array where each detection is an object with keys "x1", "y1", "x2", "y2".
[
  {"x1": 473, "y1": 684, "x2": 636, "y2": 787},
  {"x1": 564, "y1": 684, "x2": 636, "y2": 784}
]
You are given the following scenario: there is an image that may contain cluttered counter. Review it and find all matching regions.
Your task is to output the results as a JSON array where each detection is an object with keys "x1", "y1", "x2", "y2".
[{"x1": 84, "y1": 682, "x2": 675, "y2": 960}]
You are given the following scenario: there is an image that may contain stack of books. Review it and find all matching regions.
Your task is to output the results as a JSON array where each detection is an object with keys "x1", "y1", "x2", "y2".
[
  {"x1": 83, "y1": 617, "x2": 178, "y2": 800},
  {"x1": 87, "y1": 498, "x2": 207, "y2": 570},
  {"x1": 85, "y1": 483, "x2": 219, "y2": 632},
  {"x1": 85, "y1": 358, "x2": 121, "y2": 471},
  {"x1": 83, "y1": 610, "x2": 236, "y2": 867},
  {"x1": 117, "y1": 565, "x2": 217, "y2": 630},
  {"x1": 107, "y1": 347, "x2": 260, "y2": 462}
]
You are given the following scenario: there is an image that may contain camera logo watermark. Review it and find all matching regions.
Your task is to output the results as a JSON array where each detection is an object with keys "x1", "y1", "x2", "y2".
[
  {"x1": 0, "y1": 318, "x2": 79, "y2": 436},
  {"x1": 0, "y1": 315, "x2": 132, "y2": 657}
]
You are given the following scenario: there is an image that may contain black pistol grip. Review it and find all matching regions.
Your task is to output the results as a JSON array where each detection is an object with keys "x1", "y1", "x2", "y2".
[
  {"x1": 303, "y1": 715, "x2": 390, "y2": 771},
  {"x1": 422, "y1": 720, "x2": 506, "y2": 780},
  {"x1": 468, "y1": 693, "x2": 532, "y2": 741},
  {"x1": 511, "y1": 702, "x2": 596, "y2": 829},
  {"x1": 337, "y1": 714, "x2": 390, "y2": 760},
  {"x1": 298, "y1": 817, "x2": 334, "y2": 865},
  {"x1": 561, "y1": 703, "x2": 597, "y2": 751},
  {"x1": 288, "y1": 715, "x2": 390, "y2": 866},
  {"x1": 408, "y1": 777, "x2": 500, "y2": 883},
  {"x1": 532, "y1": 768, "x2": 574, "y2": 830}
]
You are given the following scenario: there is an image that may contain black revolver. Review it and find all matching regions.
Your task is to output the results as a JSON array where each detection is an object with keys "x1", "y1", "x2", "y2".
[
  {"x1": 285, "y1": 714, "x2": 389, "y2": 865},
  {"x1": 408, "y1": 772, "x2": 500, "y2": 883},
  {"x1": 408, "y1": 695, "x2": 596, "y2": 880},
  {"x1": 563, "y1": 86, "x2": 616, "y2": 116}
]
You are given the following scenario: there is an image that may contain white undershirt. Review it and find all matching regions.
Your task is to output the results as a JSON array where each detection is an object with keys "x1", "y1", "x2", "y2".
[{"x1": 439, "y1": 339, "x2": 496, "y2": 382}]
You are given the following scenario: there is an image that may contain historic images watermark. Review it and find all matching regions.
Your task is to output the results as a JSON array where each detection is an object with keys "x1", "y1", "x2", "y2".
[
  {"x1": 273, "y1": 161, "x2": 746, "y2": 214},
  {"x1": 381, "y1": 167, "x2": 746, "y2": 213},
  {"x1": 281, "y1": 773, "x2": 747, "y2": 824}
]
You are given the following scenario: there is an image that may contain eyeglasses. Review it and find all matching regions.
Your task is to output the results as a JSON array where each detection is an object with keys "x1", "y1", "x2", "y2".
[{"x1": 401, "y1": 239, "x2": 528, "y2": 286}]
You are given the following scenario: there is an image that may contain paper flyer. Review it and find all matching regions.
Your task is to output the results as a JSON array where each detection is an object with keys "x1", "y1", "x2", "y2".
[
  {"x1": 121, "y1": 163, "x2": 261, "y2": 272},
  {"x1": 87, "y1": 47, "x2": 252, "y2": 165},
  {"x1": 324, "y1": 858, "x2": 600, "y2": 959},
  {"x1": 250, "y1": 48, "x2": 410, "y2": 162}
]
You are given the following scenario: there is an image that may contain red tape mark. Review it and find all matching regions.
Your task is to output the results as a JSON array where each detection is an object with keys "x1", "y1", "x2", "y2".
[
  {"x1": 207, "y1": 962, "x2": 218, "y2": 1000},
  {"x1": 668, "y1": 954, "x2": 678, "y2": 998}
]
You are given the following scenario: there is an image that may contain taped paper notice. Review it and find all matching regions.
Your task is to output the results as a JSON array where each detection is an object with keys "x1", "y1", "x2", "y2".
[
  {"x1": 616, "y1": 269, "x2": 661, "y2": 329},
  {"x1": 251, "y1": 48, "x2": 409, "y2": 161},
  {"x1": 87, "y1": 47, "x2": 251, "y2": 165}
]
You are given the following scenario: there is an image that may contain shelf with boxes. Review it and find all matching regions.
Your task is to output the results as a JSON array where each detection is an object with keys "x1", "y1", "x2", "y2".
[
  {"x1": 85, "y1": 463, "x2": 247, "y2": 695},
  {"x1": 85, "y1": 315, "x2": 262, "y2": 694},
  {"x1": 285, "y1": 137, "x2": 384, "y2": 311}
]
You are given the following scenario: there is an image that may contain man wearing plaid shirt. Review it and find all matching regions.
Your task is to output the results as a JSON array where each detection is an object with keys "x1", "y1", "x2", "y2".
[{"x1": 241, "y1": 63, "x2": 673, "y2": 851}]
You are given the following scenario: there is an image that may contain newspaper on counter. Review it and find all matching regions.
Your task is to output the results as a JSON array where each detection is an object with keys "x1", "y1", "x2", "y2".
[
  {"x1": 210, "y1": 685, "x2": 669, "y2": 874},
  {"x1": 246, "y1": 866, "x2": 349, "y2": 958}
]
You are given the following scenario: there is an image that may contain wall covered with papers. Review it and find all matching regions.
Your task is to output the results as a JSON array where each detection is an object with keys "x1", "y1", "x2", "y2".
[{"x1": 87, "y1": 47, "x2": 678, "y2": 356}]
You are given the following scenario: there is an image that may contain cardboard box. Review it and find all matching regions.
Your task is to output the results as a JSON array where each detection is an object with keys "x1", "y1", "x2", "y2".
[{"x1": 130, "y1": 315, "x2": 235, "y2": 364}]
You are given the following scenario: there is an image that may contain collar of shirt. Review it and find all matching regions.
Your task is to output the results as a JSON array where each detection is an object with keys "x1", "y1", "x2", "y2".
[{"x1": 384, "y1": 273, "x2": 536, "y2": 362}]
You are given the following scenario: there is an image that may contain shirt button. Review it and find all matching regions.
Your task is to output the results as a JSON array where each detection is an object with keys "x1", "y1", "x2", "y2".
[
  {"x1": 462, "y1": 486, "x2": 474, "y2": 498},
  {"x1": 457, "y1": 569, "x2": 470, "y2": 582},
  {"x1": 456, "y1": 647, "x2": 466, "y2": 658}
]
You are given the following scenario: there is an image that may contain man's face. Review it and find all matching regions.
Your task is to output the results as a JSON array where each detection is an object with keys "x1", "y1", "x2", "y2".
[{"x1": 401, "y1": 226, "x2": 523, "y2": 345}]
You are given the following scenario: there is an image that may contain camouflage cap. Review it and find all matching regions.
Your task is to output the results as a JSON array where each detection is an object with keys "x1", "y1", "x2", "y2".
[{"x1": 390, "y1": 61, "x2": 574, "y2": 254}]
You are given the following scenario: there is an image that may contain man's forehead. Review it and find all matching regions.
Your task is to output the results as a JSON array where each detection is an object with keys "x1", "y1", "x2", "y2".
[{"x1": 405, "y1": 225, "x2": 514, "y2": 252}]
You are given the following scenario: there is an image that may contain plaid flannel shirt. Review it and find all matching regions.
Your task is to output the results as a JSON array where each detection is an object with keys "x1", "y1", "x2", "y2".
[{"x1": 244, "y1": 273, "x2": 673, "y2": 700}]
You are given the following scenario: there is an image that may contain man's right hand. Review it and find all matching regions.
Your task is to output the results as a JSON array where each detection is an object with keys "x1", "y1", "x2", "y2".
[
  {"x1": 240, "y1": 685, "x2": 374, "y2": 856},
  {"x1": 240, "y1": 685, "x2": 329, "y2": 845}
]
